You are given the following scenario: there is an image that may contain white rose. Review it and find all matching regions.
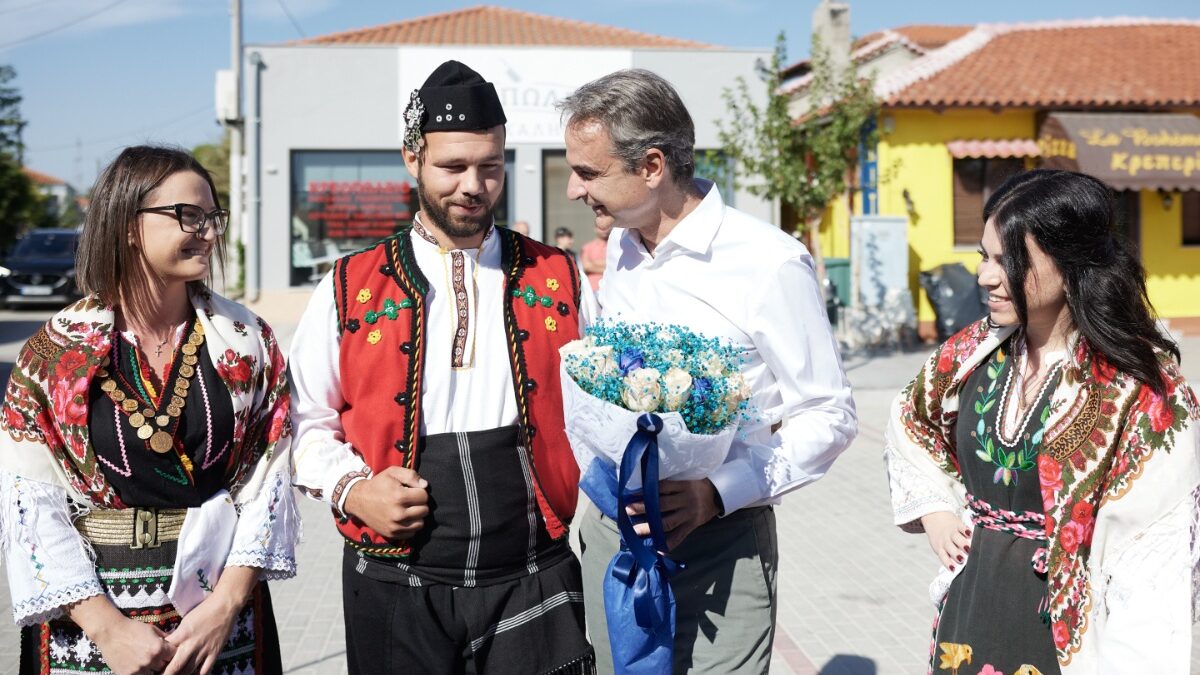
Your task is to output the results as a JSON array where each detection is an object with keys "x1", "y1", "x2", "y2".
[
  {"x1": 663, "y1": 349, "x2": 685, "y2": 368},
  {"x1": 621, "y1": 367, "x2": 663, "y2": 412},
  {"x1": 558, "y1": 336, "x2": 595, "y2": 359},
  {"x1": 723, "y1": 373, "x2": 752, "y2": 413},
  {"x1": 702, "y1": 352, "x2": 727, "y2": 378},
  {"x1": 661, "y1": 367, "x2": 693, "y2": 411},
  {"x1": 578, "y1": 344, "x2": 617, "y2": 379}
]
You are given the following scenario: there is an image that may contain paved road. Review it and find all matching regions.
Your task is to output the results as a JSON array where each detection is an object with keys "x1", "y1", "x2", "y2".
[{"x1": 0, "y1": 303, "x2": 1197, "y2": 673}]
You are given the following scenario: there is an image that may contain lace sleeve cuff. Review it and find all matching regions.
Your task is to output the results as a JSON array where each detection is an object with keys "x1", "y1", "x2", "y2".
[{"x1": 12, "y1": 579, "x2": 105, "y2": 627}]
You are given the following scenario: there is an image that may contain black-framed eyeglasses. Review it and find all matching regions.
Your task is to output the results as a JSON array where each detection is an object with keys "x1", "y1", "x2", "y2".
[{"x1": 136, "y1": 203, "x2": 229, "y2": 235}]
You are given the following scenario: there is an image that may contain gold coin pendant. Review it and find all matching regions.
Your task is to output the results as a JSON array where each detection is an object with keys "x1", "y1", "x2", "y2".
[
  {"x1": 179, "y1": 365, "x2": 195, "y2": 379},
  {"x1": 156, "y1": 415, "x2": 170, "y2": 427},
  {"x1": 149, "y1": 431, "x2": 173, "y2": 453},
  {"x1": 166, "y1": 405, "x2": 182, "y2": 418},
  {"x1": 181, "y1": 343, "x2": 197, "y2": 356},
  {"x1": 137, "y1": 425, "x2": 154, "y2": 440},
  {"x1": 100, "y1": 380, "x2": 117, "y2": 393},
  {"x1": 122, "y1": 399, "x2": 139, "y2": 412},
  {"x1": 128, "y1": 412, "x2": 145, "y2": 427},
  {"x1": 111, "y1": 390, "x2": 126, "y2": 402}
]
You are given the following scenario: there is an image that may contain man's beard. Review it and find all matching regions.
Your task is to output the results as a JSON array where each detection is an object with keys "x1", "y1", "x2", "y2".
[{"x1": 416, "y1": 177, "x2": 495, "y2": 238}]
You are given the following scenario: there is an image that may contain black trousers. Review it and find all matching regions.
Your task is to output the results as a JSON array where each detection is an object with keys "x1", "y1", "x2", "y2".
[{"x1": 342, "y1": 547, "x2": 594, "y2": 675}]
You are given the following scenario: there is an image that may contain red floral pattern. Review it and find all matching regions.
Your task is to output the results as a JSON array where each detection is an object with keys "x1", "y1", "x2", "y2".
[{"x1": 897, "y1": 318, "x2": 1199, "y2": 668}]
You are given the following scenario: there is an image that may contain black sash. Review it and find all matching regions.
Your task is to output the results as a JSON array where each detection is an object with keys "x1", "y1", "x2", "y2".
[{"x1": 362, "y1": 425, "x2": 568, "y2": 586}]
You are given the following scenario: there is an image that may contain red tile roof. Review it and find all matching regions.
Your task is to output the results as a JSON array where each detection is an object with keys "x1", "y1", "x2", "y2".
[
  {"x1": 22, "y1": 168, "x2": 66, "y2": 186},
  {"x1": 298, "y1": 5, "x2": 714, "y2": 49},
  {"x1": 782, "y1": 25, "x2": 971, "y2": 83},
  {"x1": 852, "y1": 25, "x2": 972, "y2": 54},
  {"x1": 878, "y1": 19, "x2": 1200, "y2": 108}
]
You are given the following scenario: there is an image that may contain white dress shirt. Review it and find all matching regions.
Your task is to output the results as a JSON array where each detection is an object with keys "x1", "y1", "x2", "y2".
[
  {"x1": 596, "y1": 180, "x2": 857, "y2": 514},
  {"x1": 290, "y1": 228, "x2": 595, "y2": 513}
]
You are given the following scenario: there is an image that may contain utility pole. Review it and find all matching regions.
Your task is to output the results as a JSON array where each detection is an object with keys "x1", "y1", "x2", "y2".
[{"x1": 228, "y1": 0, "x2": 245, "y2": 297}]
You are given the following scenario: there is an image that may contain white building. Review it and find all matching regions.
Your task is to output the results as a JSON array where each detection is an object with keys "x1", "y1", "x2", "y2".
[{"x1": 240, "y1": 6, "x2": 771, "y2": 293}]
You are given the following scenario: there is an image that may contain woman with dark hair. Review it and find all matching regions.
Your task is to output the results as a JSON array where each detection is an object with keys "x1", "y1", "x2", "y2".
[
  {"x1": 0, "y1": 145, "x2": 297, "y2": 674},
  {"x1": 884, "y1": 169, "x2": 1199, "y2": 674}
]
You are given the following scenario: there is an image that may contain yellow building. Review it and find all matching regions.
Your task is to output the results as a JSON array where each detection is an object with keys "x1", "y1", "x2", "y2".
[{"x1": 790, "y1": 20, "x2": 1200, "y2": 338}]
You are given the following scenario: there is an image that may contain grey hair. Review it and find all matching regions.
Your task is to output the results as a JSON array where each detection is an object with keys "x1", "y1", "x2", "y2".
[{"x1": 558, "y1": 69, "x2": 695, "y2": 188}]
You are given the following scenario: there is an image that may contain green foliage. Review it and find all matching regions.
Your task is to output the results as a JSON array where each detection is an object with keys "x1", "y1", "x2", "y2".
[
  {"x1": 193, "y1": 131, "x2": 231, "y2": 208},
  {"x1": 0, "y1": 65, "x2": 23, "y2": 156},
  {"x1": 0, "y1": 152, "x2": 41, "y2": 250},
  {"x1": 717, "y1": 32, "x2": 879, "y2": 233}
]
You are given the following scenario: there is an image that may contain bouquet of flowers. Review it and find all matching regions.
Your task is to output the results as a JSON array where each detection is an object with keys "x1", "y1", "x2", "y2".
[
  {"x1": 559, "y1": 320, "x2": 752, "y2": 488},
  {"x1": 559, "y1": 320, "x2": 752, "y2": 674}
]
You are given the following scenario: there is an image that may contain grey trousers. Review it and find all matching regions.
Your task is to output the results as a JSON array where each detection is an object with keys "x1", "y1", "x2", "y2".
[{"x1": 578, "y1": 500, "x2": 778, "y2": 674}]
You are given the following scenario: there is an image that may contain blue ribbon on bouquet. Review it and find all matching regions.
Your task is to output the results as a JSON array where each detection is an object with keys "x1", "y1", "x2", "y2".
[{"x1": 581, "y1": 413, "x2": 684, "y2": 674}]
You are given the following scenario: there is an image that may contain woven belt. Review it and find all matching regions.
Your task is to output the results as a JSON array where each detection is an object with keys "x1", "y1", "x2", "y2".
[{"x1": 75, "y1": 507, "x2": 187, "y2": 549}]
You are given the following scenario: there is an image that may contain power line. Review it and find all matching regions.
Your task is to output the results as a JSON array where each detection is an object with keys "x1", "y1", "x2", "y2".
[
  {"x1": 0, "y1": 0, "x2": 65, "y2": 17},
  {"x1": 0, "y1": 0, "x2": 132, "y2": 50},
  {"x1": 274, "y1": 0, "x2": 305, "y2": 38},
  {"x1": 28, "y1": 104, "x2": 211, "y2": 153}
]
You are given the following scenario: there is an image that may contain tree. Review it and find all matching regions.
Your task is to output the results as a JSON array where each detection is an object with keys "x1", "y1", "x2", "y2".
[
  {"x1": 0, "y1": 64, "x2": 38, "y2": 249},
  {"x1": 0, "y1": 65, "x2": 25, "y2": 160},
  {"x1": 193, "y1": 131, "x2": 231, "y2": 208},
  {"x1": 717, "y1": 32, "x2": 878, "y2": 283},
  {"x1": 0, "y1": 154, "x2": 41, "y2": 250}
]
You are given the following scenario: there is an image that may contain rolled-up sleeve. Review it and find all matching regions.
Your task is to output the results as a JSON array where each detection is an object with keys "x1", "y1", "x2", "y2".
[{"x1": 707, "y1": 254, "x2": 857, "y2": 514}]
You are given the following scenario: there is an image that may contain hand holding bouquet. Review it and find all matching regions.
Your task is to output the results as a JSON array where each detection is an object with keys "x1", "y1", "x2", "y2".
[{"x1": 559, "y1": 320, "x2": 753, "y2": 674}]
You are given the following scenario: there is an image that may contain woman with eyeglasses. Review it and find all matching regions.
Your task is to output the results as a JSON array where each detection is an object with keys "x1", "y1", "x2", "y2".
[
  {"x1": 884, "y1": 169, "x2": 1199, "y2": 673},
  {"x1": 0, "y1": 145, "x2": 297, "y2": 674}
]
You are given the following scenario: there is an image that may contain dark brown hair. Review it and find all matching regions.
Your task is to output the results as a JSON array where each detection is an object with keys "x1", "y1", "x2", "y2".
[
  {"x1": 984, "y1": 169, "x2": 1179, "y2": 394},
  {"x1": 77, "y1": 145, "x2": 225, "y2": 304}
]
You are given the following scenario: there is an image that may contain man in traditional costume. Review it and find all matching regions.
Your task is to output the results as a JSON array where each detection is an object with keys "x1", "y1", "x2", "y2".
[
  {"x1": 559, "y1": 69, "x2": 857, "y2": 673},
  {"x1": 290, "y1": 61, "x2": 595, "y2": 674}
]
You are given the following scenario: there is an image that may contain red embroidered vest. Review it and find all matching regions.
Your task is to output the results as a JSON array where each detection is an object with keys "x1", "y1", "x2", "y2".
[{"x1": 332, "y1": 227, "x2": 583, "y2": 558}]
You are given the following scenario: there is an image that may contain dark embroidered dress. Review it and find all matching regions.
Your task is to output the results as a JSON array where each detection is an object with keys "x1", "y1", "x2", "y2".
[
  {"x1": 934, "y1": 338, "x2": 1060, "y2": 674},
  {"x1": 19, "y1": 325, "x2": 282, "y2": 675}
]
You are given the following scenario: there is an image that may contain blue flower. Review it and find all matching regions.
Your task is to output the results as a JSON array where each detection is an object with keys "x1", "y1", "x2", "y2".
[
  {"x1": 691, "y1": 377, "x2": 712, "y2": 404},
  {"x1": 618, "y1": 348, "x2": 645, "y2": 375}
]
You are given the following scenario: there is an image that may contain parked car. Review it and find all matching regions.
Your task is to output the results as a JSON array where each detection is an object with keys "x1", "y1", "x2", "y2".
[{"x1": 0, "y1": 229, "x2": 82, "y2": 307}]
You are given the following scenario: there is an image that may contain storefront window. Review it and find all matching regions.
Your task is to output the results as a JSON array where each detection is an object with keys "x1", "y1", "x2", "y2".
[{"x1": 290, "y1": 150, "x2": 513, "y2": 286}]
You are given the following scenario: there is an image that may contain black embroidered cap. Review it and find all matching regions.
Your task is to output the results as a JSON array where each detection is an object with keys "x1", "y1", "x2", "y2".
[{"x1": 403, "y1": 60, "x2": 507, "y2": 153}]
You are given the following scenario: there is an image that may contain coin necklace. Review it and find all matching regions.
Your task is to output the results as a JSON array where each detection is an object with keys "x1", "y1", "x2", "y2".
[{"x1": 99, "y1": 320, "x2": 205, "y2": 454}]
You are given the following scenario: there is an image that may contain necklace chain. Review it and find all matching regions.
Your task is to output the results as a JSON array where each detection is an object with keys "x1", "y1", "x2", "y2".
[{"x1": 995, "y1": 335, "x2": 1062, "y2": 449}]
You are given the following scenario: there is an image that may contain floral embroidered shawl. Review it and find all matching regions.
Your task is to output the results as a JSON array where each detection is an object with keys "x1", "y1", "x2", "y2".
[
  {"x1": 0, "y1": 289, "x2": 292, "y2": 510},
  {"x1": 884, "y1": 319, "x2": 1200, "y2": 673}
]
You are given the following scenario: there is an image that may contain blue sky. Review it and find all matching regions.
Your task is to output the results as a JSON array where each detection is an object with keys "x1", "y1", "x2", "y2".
[{"x1": 2, "y1": 0, "x2": 1197, "y2": 189}]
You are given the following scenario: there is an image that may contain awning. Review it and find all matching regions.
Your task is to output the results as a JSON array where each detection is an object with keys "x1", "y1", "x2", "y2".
[
  {"x1": 947, "y1": 138, "x2": 1041, "y2": 159},
  {"x1": 1037, "y1": 112, "x2": 1200, "y2": 191}
]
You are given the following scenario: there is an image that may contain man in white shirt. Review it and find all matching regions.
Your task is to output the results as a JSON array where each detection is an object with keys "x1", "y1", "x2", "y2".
[
  {"x1": 289, "y1": 61, "x2": 595, "y2": 674},
  {"x1": 560, "y1": 69, "x2": 857, "y2": 673}
]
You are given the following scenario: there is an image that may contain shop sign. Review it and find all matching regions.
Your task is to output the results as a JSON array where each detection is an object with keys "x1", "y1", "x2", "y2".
[
  {"x1": 399, "y1": 47, "x2": 633, "y2": 144},
  {"x1": 1037, "y1": 112, "x2": 1200, "y2": 190}
]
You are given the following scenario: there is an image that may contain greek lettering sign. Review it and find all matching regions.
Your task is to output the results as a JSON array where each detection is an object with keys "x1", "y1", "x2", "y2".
[
  {"x1": 301, "y1": 180, "x2": 416, "y2": 240},
  {"x1": 399, "y1": 47, "x2": 633, "y2": 145},
  {"x1": 1037, "y1": 112, "x2": 1200, "y2": 190}
]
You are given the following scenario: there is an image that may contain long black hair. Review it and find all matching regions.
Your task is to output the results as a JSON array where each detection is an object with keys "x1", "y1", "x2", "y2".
[{"x1": 983, "y1": 169, "x2": 1178, "y2": 395}]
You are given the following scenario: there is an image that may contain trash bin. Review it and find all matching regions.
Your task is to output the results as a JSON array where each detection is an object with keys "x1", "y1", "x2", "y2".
[
  {"x1": 823, "y1": 257, "x2": 850, "y2": 327},
  {"x1": 919, "y1": 263, "x2": 987, "y2": 342}
]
